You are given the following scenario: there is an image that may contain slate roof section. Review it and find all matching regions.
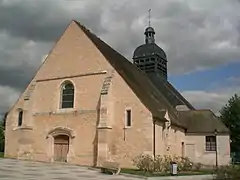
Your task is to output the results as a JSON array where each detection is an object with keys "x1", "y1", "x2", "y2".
[
  {"x1": 133, "y1": 43, "x2": 167, "y2": 60},
  {"x1": 147, "y1": 73, "x2": 195, "y2": 110},
  {"x1": 179, "y1": 109, "x2": 229, "y2": 134},
  {"x1": 74, "y1": 21, "x2": 184, "y2": 128}
]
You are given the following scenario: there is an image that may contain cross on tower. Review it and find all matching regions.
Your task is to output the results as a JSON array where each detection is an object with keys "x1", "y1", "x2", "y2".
[{"x1": 148, "y1": 9, "x2": 151, "y2": 27}]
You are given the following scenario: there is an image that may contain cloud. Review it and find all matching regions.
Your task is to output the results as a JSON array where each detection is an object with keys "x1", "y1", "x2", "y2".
[
  {"x1": 0, "y1": 85, "x2": 20, "y2": 114},
  {"x1": 226, "y1": 76, "x2": 240, "y2": 85},
  {"x1": 0, "y1": 31, "x2": 51, "y2": 90},
  {"x1": 0, "y1": 0, "x2": 107, "y2": 42},
  {"x1": 0, "y1": 0, "x2": 240, "y2": 113},
  {"x1": 182, "y1": 85, "x2": 240, "y2": 115}
]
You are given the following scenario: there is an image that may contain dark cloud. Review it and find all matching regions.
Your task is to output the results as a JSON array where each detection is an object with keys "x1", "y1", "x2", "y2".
[
  {"x1": 0, "y1": 0, "x2": 240, "y2": 114},
  {"x1": 0, "y1": 65, "x2": 35, "y2": 90},
  {"x1": 0, "y1": 0, "x2": 107, "y2": 42},
  {"x1": 0, "y1": 1, "x2": 65, "y2": 41}
]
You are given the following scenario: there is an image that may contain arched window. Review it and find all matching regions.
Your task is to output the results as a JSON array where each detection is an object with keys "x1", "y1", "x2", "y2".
[
  {"x1": 61, "y1": 81, "x2": 74, "y2": 109},
  {"x1": 18, "y1": 110, "x2": 23, "y2": 126}
]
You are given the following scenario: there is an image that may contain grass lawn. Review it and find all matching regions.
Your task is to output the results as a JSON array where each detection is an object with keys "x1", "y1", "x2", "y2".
[{"x1": 120, "y1": 168, "x2": 214, "y2": 177}]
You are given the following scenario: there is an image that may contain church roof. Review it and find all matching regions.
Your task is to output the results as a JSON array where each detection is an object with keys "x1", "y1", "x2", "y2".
[
  {"x1": 147, "y1": 73, "x2": 195, "y2": 110},
  {"x1": 74, "y1": 21, "x2": 184, "y2": 129},
  {"x1": 179, "y1": 110, "x2": 229, "y2": 134},
  {"x1": 74, "y1": 20, "x2": 229, "y2": 134}
]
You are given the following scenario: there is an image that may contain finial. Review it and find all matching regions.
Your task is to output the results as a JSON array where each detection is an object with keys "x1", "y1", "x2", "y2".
[{"x1": 148, "y1": 9, "x2": 151, "y2": 27}]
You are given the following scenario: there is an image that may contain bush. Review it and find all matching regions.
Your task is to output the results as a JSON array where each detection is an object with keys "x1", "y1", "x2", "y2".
[
  {"x1": 132, "y1": 154, "x2": 194, "y2": 173},
  {"x1": 132, "y1": 154, "x2": 155, "y2": 172},
  {"x1": 192, "y1": 162, "x2": 202, "y2": 171},
  {"x1": 214, "y1": 165, "x2": 240, "y2": 180},
  {"x1": 0, "y1": 124, "x2": 4, "y2": 152},
  {"x1": 154, "y1": 155, "x2": 164, "y2": 172}
]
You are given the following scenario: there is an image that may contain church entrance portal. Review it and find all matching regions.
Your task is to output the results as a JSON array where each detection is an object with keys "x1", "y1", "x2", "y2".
[{"x1": 54, "y1": 135, "x2": 69, "y2": 162}]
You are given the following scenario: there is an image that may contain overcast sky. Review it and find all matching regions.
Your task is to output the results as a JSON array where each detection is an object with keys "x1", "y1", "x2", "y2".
[{"x1": 0, "y1": 0, "x2": 240, "y2": 116}]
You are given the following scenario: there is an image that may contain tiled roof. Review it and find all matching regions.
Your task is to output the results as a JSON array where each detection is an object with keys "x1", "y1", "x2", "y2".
[
  {"x1": 74, "y1": 20, "x2": 229, "y2": 134},
  {"x1": 179, "y1": 109, "x2": 229, "y2": 134},
  {"x1": 147, "y1": 73, "x2": 195, "y2": 110}
]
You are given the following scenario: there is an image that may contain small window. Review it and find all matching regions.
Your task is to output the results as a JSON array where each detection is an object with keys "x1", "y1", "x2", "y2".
[
  {"x1": 206, "y1": 136, "x2": 216, "y2": 151},
  {"x1": 61, "y1": 81, "x2": 74, "y2": 109},
  {"x1": 18, "y1": 110, "x2": 23, "y2": 126},
  {"x1": 151, "y1": 58, "x2": 155, "y2": 61},
  {"x1": 125, "y1": 109, "x2": 132, "y2": 127},
  {"x1": 134, "y1": 60, "x2": 139, "y2": 64}
]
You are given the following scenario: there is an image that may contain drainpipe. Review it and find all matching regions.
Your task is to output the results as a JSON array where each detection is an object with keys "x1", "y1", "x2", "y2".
[
  {"x1": 153, "y1": 119, "x2": 156, "y2": 160},
  {"x1": 214, "y1": 129, "x2": 218, "y2": 170}
]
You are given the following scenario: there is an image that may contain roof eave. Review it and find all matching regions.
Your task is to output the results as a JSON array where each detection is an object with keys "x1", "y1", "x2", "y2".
[
  {"x1": 172, "y1": 123, "x2": 187, "y2": 131},
  {"x1": 186, "y1": 131, "x2": 230, "y2": 135},
  {"x1": 153, "y1": 116, "x2": 167, "y2": 123}
]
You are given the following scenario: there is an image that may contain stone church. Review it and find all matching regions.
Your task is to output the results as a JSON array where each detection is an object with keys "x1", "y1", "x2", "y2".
[{"x1": 4, "y1": 20, "x2": 231, "y2": 167}]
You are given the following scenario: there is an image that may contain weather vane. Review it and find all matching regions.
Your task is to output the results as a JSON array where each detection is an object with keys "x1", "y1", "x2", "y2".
[{"x1": 148, "y1": 9, "x2": 151, "y2": 27}]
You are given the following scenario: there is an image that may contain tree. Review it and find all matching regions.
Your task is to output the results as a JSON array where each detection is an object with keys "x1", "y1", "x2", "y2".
[
  {"x1": 0, "y1": 112, "x2": 7, "y2": 152},
  {"x1": 220, "y1": 94, "x2": 240, "y2": 153}
]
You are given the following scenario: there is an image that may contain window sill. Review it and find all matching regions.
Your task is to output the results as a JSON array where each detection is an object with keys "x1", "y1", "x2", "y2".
[
  {"x1": 13, "y1": 126, "x2": 33, "y2": 131},
  {"x1": 56, "y1": 108, "x2": 76, "y2": 114},
  {"x1": 204, "y1": 151, "x2": 216, "y2": 154},
  {"x1": 97, "y1": 125, "x2": 112, "y2": 129},
  {"x1": 124, "y1": 126, "x2": 131, "y2": 129}
]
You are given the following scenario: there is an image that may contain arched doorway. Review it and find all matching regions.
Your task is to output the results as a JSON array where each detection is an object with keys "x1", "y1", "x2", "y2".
[{"x1": 54, "y1": 135, "x2": 69, "y2": 162}]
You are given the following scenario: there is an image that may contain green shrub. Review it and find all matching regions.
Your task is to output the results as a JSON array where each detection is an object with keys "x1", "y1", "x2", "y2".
[
  {"x1": 192, "y1": 162, "x2": 202, "y2": 171},
  {"x1": 180, "y1": 157, "x2": 193, "y2": 171},
  {"x1": 132, "y1": 154, "x2": 194, "y2": 173},
  {"x1": 132, "y1": 154, "x2": 155, "y2": 172},
  {"x1": 154, "y1": 155, "x2": 164, "y2": 172},
  {"x1": 214, "y1": 165, "x2": 240, "y2": 180}
]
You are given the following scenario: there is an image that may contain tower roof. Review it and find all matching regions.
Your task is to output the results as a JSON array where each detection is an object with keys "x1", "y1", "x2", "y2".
[
  {"x1": 133, "y1": 43, "x2": 166, "y2": 59},
  {"x1": 133, "y1": 25, "x2": 166, "y2": 60},
  {"x1": 144, "y1": 27, "x2": 155, "y2": 34}
]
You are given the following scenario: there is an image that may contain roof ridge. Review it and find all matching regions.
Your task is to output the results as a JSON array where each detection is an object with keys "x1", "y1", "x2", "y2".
[
  {"x1": 165, "y1": 81, "x2": 195, "y2": 109},
  {"x1": 194, "y1": 109, "x2": 212, "y2": 112}
]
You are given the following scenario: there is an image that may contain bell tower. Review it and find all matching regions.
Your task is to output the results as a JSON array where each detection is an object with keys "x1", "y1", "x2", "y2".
[{"x1": 133, "y1": 10, "x2": 168, "y2": 80}]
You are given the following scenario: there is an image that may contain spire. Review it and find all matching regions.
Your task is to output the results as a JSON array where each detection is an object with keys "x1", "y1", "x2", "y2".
[
  {"x1": 148, "y1": 9, "x2": 151, "y2": 27},
  {"x1": 145, "y1": 9, "x2": 155, "y2": 44}
]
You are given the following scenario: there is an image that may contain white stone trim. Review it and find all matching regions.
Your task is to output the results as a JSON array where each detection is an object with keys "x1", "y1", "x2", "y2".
[
  {"x1": 32, "y1": 109, "x2": 96, "y2": 116},
  {"x1": 46, "y1": 126, "x2": 76, "y2": 139},
  {"x1": 13, "y1": 126, "x2": 33, "y2": 131},
  {"x1": 36, "y1": 70, "x2": 107, "y2": 82},
  {"x1": 46, "y1": 126, "x2": 76, "y2": 163},
  {"x1": 58, "y1": 79, "x2": 76, "y2": 111}
]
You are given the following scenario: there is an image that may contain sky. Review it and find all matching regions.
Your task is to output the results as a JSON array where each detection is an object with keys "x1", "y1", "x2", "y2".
[{"x1": 0, "y1": 0, "x2": 240, "y2": 117}]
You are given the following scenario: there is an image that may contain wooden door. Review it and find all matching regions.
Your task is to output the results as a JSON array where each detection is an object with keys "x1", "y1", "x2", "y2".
[
  {"x1": 185, "y1": 143, "x2": 195, "y2": 161},
  {"x1": 54, "y1": 135, "x2": 69, "y2": 162}
]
